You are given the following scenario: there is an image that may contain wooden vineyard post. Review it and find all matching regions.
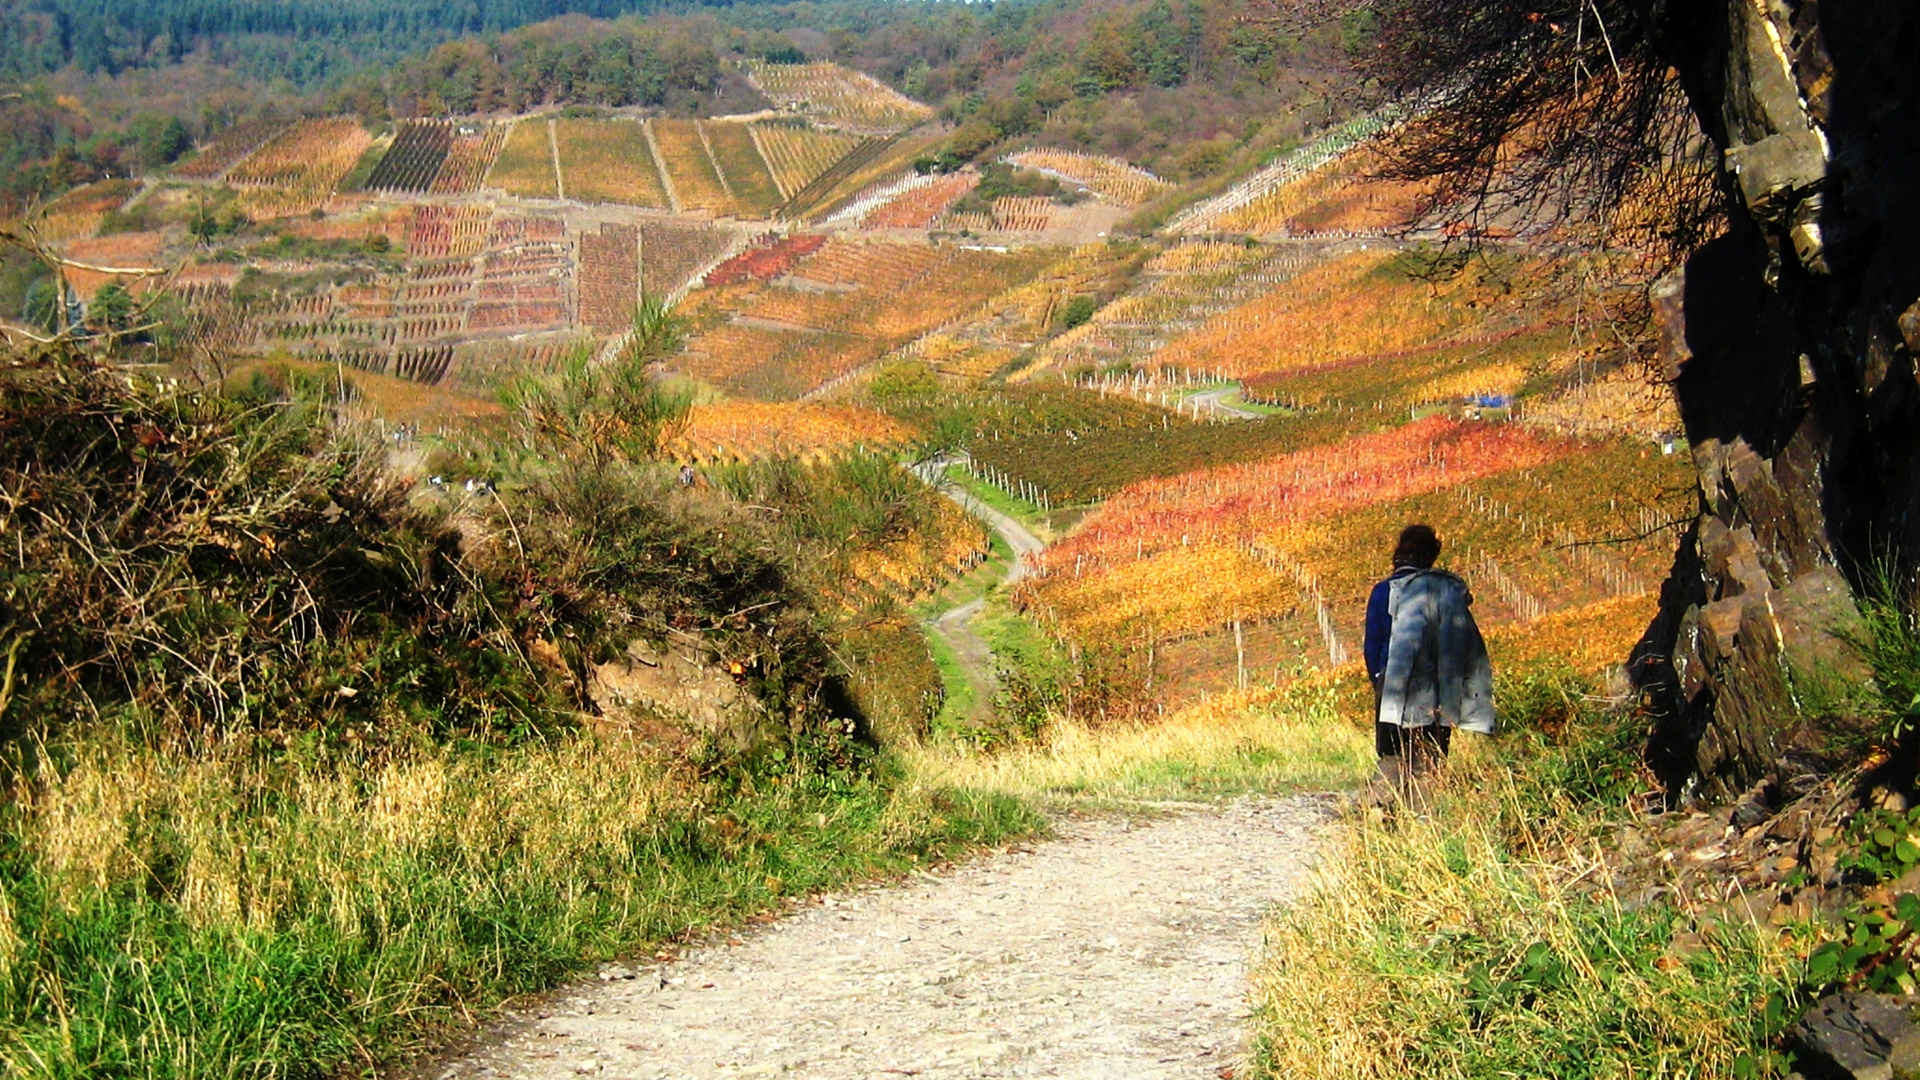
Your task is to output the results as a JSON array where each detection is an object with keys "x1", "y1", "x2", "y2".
[{"x1": 1235, "y1": 619, "x2": 1247, "y2": 690}]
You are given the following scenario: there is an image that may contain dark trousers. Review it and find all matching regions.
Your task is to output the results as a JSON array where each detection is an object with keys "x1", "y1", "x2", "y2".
[{"x1": 1374, "y1": 722, "x2": 1452, "y2": 759}]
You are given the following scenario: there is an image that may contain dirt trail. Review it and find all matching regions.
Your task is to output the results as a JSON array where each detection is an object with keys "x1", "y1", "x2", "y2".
[
  {"x1": 1185, "y1": 388, "x2": 1263, "y2": 421},
  {"x1": 429, "y1": 795, "x2": 1333, "y2": 1079},
  {"x1": 919, "y1": 466, "x2": 1047, "y2": 719}
]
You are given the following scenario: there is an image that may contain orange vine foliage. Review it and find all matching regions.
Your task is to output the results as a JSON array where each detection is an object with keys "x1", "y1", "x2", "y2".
[
  {"x1": 1149, "y1": 250, "x2": 1544, "y2": 380},
  {"x1": 1022, "y1": 418, "x2": 1574, "y2": 643},
  {"x1": 670, "y1": 402, "x2": 915, "y2": 462}
]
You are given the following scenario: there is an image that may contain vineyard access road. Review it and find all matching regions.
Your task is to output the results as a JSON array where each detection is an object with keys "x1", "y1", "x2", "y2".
[
  {"x1": 427, "y1": 795, "x2": 1334, "y2": 1079},
  {"x1": 1185, "y1": 387, "x2": 1263, "y2": 421},
  {"x1": 920, "y1": 465, "x2": 1047, "y2": 718}
]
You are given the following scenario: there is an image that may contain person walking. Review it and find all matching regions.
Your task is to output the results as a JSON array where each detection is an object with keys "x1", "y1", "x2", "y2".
[{"x1": 1362, "y1": 524, "x2": 1494, "y2": 801}]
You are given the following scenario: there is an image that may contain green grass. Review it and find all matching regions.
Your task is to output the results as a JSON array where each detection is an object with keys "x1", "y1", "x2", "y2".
[
  {"x1": 942, "y1": 464, "x2": 1073, "y2": 542},
  {"x1": 923, "y1": 616, "x2": 981, "y2": 734},
  {"x1": 0, "y1": 726, "x2": 1042, "y2": 1078}
]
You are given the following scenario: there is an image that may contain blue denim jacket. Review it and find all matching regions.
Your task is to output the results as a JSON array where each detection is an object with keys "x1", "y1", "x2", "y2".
[{"x1": 1376, "y1": 568, "x2": 1495, "y2": 733}]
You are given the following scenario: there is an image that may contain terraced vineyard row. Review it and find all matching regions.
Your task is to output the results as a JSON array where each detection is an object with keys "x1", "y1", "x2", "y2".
[
  {"x1": 366, "y1": 120, "x2": 454, "y2": 193},
  {"x1": 487, "y1": 119, "x2": 559, "y2": 199},
  {"x1": 1006, "y1": 150, "x2": 1170, "y2": 207},
  {"x1": 227, "y1": 118, "x2": 373, "y2": 216},
  {"x1": 1028, "y1": 241, "x2": 1320, "y2": 376},
  {"x1": 407, "y1": 205, "x2": 492, "y2": 260},
  {"x1": 741, "y1": 60, "x2": 934, "y2": 132}
]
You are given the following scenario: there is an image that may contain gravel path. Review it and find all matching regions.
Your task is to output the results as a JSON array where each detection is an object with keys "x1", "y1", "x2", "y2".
[{"x1": 429, "y1": 795, "x2": 1333, "y2": 1080}]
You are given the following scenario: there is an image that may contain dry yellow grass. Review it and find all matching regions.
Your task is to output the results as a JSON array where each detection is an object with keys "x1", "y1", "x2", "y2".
[
  {"x1": 27, "y1": 725, "x2": 677, "y2": 935},
  {"x1": 907, "y1": 681, "x2": 1373, "y2": 805},
  {"x1": 1254, "y1": 755, "x2": 1800, "y2": 1079}
]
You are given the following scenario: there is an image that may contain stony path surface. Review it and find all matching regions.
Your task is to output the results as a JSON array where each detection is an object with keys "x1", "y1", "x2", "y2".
[{"x1": 430, "y1": 795, "x2": 1333, "y2": 1080}]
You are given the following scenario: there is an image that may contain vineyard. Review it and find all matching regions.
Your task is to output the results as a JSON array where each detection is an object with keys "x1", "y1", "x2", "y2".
[
  {"x1": 1018, "y1": 417, "x2": 1581, "y2": 651},
  {"x1": 30, "y1": 178, "x2": 141, "y2": 240},
  {"x1": 1025, "y1": 241, "x2": 1315, "y2": 378},
  {"x1": 700, "y1": 121, "x2": 785, "y2": 217},
  {"x1": 553, "y1": 119, "x2": 669, "y2": 208},
  {"x1": 1167, "y1": 111, "x2": 1396, "y2": 235},
  {"x1": 640, "y1": 221, "x2": 732, "y2": 299},
  {"x1": 1005, "y1": 150, "x2": 1170, "y2": 207},
  {"x1": 1236, "y1": 323, "x2": 1572, "y2": 417},
  {"x1": 991, "y1": 196, "x2": 1054, "y2": 232},
  {"x1": 226, "y1": 117, "x2": 373, "y2": 217},
  {"x1": 431, "y1": 123, "x2": 507, "y2": 196},
  {"x1": 677, "y1": 239, "x2": 1056, "y2": 400},
  {"x1": 798, "y1": 133, "x2": 945, "y2": 223},
  {"x1": 670, "y1": 401, "x2": 915, "y2": 462},
  {"x1": 487, "y1": 119, "x2": 560, "y2": 199},
  {"x1": 886, "y1": 243, "x2": 1144, "y2": 381},
  {"x1": 1195, "y1": 143, "x2": 1430, "y2": 237},
  {"x1": 471, "y1": 233, "x2": 571, "y2": 332},
  {"x1": 172, "y1": 118, "x2": 288, "y2": 181},
  {"x1": 651, "y1": 118, "x2": 730, "y2": 213},
  {"x1": 968, "y1": 411, "x2": 1330, "y2": 505},
  {"x1": 703, "y1": 233, "x2": 828, "y2": 286},
  {"x1": 741, "y1": 60, "x2": 934, "y2": 132},
  {"x1": 579, "y1": 224, "x2": 639, "y2": 332},
  {"x1": 848, "y1": 173, "x2": 977, "y2": 230},
  {"x1": 749, "y1": 123, "x2": 865, "y2": 202},
  {"x1": 365, "y1": 120, "x2": 453, "y2": 193},
  {"x1": 1145, "y1": 249, "x2": 1549, "y2": 382},
  {"x1": 406, "y1": 205, "x2": 492, "y2": 260}
]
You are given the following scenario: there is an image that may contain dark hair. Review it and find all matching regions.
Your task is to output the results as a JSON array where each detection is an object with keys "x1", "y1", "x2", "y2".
[{"x1": 1392, "y1": 524, "x2": 1441, "y2": 569}]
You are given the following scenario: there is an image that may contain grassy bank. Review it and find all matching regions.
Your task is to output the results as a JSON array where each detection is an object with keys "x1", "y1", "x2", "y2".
[
  {"x1": 0, "y1": 324, "x2": 1033, "y2": 1076},
  {"x1": 910, "y1": 673, "x2": 1373, "y2": 808},
  {"x1": 1249, "y1": 686, "x2": 1805, "y2": 1079},
  {"x1": 0, "y1": 725, "x2": 1040, "y2": 1077}
]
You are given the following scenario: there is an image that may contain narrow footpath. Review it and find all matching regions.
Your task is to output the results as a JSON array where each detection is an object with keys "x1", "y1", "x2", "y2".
[
  {"x1": 922, "y1": 470, "x2": 1047, "y2": 717},
  {"x1": 424, "y1": 462, "x2": 1331, "y2": 1079},
  {"x1": 429, "y1": 796, "x2": 1333, "y2": 1079}
]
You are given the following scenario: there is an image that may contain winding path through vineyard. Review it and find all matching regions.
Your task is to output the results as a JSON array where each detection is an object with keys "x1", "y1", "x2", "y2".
[
  {"x1": 428, "y1": 796, "x2": 1333, "y2": 1079},
  {"x1": 423, "y1": 471, "x2": 1334, "y2": 1078},
  {"x1": 926, "y1": 481, "x2": 1047, "y2": 720}
]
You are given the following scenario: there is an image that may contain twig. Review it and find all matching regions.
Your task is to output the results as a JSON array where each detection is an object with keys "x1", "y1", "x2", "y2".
[{"x1": 0, "y1": 633, "x2": 28, "y2": 727}]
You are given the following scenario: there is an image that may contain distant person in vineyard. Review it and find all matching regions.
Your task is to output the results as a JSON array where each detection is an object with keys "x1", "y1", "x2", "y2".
[{"x1": 1363, "y1": 525, "x2": 1495, "y2": 798}]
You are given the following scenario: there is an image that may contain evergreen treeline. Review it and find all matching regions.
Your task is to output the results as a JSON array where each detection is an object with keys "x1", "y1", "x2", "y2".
[{"x1": 0, "y1": 0, "x2": 765, "y2": 80}]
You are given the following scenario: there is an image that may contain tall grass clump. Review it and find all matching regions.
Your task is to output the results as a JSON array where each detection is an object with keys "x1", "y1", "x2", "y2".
[{"x1": 1251, "y1": 665, "x2": 1803, "y2": 1079}]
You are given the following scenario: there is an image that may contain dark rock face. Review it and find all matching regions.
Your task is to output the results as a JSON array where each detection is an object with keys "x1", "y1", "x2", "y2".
[
  {"x1": 1633, "y1": 0, "x2": 1920, "y2": 801},
  {"x1": 1789, "y1": 992, "x2": 1918, "y2": 1080}
]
